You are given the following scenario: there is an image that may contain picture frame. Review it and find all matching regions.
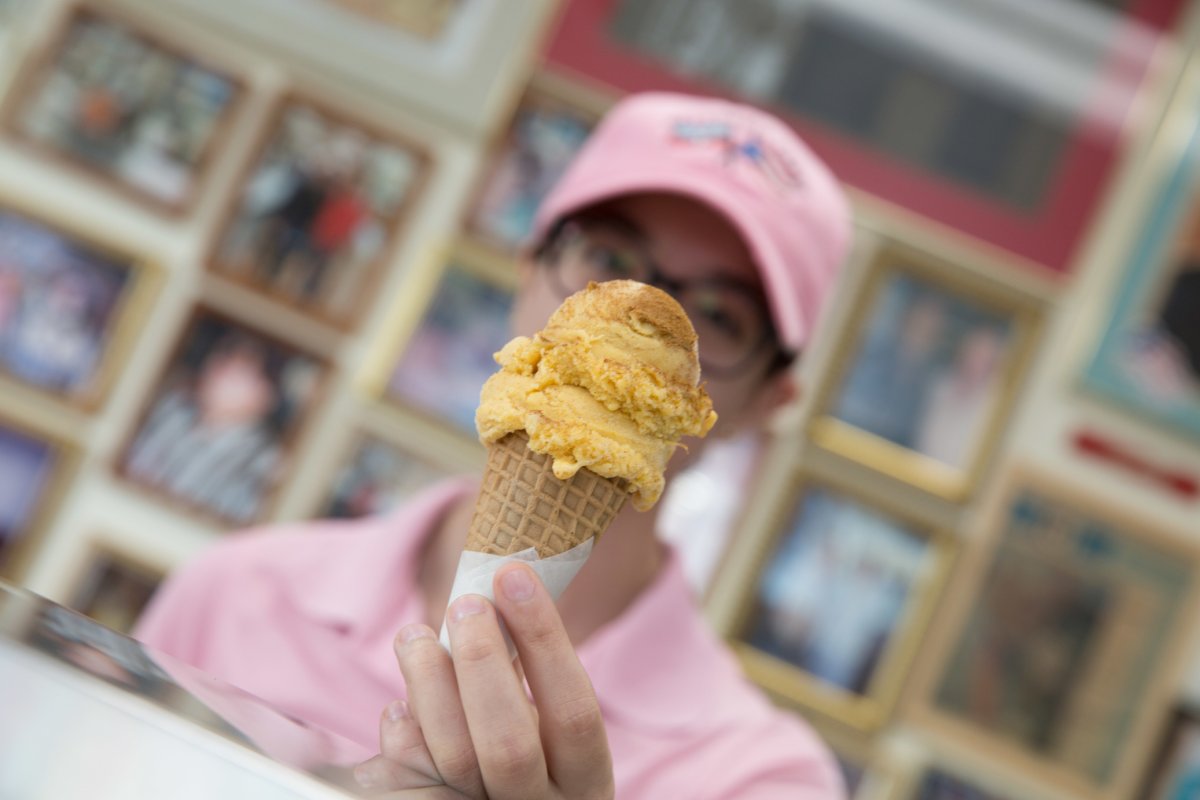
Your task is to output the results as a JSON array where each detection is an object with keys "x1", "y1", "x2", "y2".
[
  {"x1": 463, "y1": 70, "x2": 613, "y2": 256},
  {"x1": 1082, "y1": 77, "x2": 1200, "y2": 442},
  {"x1": 907, "y1": 464, "x2": 1200, "y2": 800},
  {"x1": 320, "y1": 429, "x2": 457, "y2": 519},
  {"x1": 0, "y1": 413, "x2": 78, "y2": 583},
  {"x1": 153, "y1": 0, "x2": 557, "y2": 138},
  {"x1": 0, "y1": 196, "x2": 160, "y2": 410},
  {"x1": 117, "y1": 305, "x2": 330, "y2": 528},
  {"x1": 0, "y1": 3, "x2": 245, "y2": 215},
  {"x1": 319, "y1": 0, "x2": 464, "y2": 42},
  {"x1": 808, "y1": 242, "x2": 1042, "y2": 502},
  {"x1": 722, "y1": 470, "x2": 955, "y2": 733},
  {"x1": 363, "y1": 241, "x2": 517, "y2": 440},
  {"x1": 542, "y1": 0, "x2": 1184, "y2": 273},
  {"x1": 206, "y1": 91, "x2": 432, "y2": 330},
  {"x1": 67, "y1": 539, "x2": 165, "y2": 635},
  {"x1": 1140, "y1": 707, "x2": 1200, "y2": 800}
]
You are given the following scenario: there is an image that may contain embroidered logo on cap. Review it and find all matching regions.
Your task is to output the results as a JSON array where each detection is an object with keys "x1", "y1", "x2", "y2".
[{"x1": 670, "y1": 120, "x2": 803, "y2": 193}]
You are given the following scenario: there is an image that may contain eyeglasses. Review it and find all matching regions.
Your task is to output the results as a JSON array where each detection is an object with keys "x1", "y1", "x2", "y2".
[{"x1": 539, "y1": 217, "x2": 782, "y2": 378}]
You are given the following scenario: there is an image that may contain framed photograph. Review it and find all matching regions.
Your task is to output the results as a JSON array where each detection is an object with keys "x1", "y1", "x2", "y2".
[
  {"x1": 321, "y1": 0, "x2": 464, "y2": 41},
  {"x1": 808, "y1": 243, "x2": 1042, "y2": 501},
  {"x1": 154, "y1": 0, "x2": 556, "y2": 138},
  {"x1": 910, "y1": 466, "x2": 1200, "y2": 799},
  {"x1": 1, "y1": 4, "x2": 243, "y2": 213},
  {"x1": 1141, "y1": 708, "x2": 1200, "y2": 800},
  {"x1": 208, "y1": 94, "x2": 432, "y2": 328},
  {"x1": 0, "y1": 200, "x2": 158, "y2": 408},
  {"x1": 118, "y1": 306, "x2": 329, "y2": 527},
  {"x1": 727, "y1": 474, "x2": 954, "y2": 732},
  {"x1": 1082, "y1": 99, "x2": 1200, "y2": 441},
  {"x1": 67, "y1": 542, "x2": 164, "y2": 635},
  {"x1": 0, "y1": 416, "x2": 76, "y2": 582},
  {"x1": 321, "y1": 431, "x2": 454, "y2": 519},
  {"x1": 367, "y1": 243, "x2": 515, "y2": 438},
  {"x1": 464, "y1": 71, "x2": 612, "y2": 254},
  {"x1": 543, "y1": 0, "x2": 1184, "y2": 272}
]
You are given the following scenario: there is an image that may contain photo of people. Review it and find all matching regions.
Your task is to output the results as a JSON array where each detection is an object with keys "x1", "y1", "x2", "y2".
[
  {"x1": 467, "y1": 87, "x2": 598, "y2": 252},
  {"x1": 322, "y1": 434, "x2": 452, "y2": 519},
  {"x1": 121, "y1": 309, "x2": 325, "y2": 525},
  {"x1": 0, "y1": 423, "x2": 58, "y2": 575},
  {"x1": 832, "y1": 270, "x2": 1014, "y2": 470},
  {"x1": 1144, "y1": 711, "x2": 1200, "y2": 800},
  {"x1": 386, "y1": 262, "x2": 513, "y2": 434},
  {"x1": 935, "y1": 483, "x2": 1193, "y2": 783},
  {"x1": 936, "y1": 555, "x2": 1107, "y2": 753},
  {"x1": 212, "y1": 100, "x2": 427, "y2": 324},
  {"x1": 745, "y1": 485, "x2": 931, "y2": 697},
  {"x1": 913, "y1": 768, "x2": 1009, "y2": 800},
  {"x1": 70, "y1": 549, "x2": 163, "y2": 635},
  {"x1": 1088, "y1": 181, "x2": 1200, "y2": 439},
  {"x1": 0, "y1": 208, "x2": 136, "y2": 403},
  {"x1": 324, "y1": 0, "x2": 465, "y2": 41},
  {"x1": 10, "y1": 8, "x2": 239, "y2": 207}
]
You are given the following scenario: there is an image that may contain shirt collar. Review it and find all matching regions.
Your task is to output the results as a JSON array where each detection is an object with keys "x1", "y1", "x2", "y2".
[{"x1": 288, "y1": 478, "x2": 476, "y2": 632}]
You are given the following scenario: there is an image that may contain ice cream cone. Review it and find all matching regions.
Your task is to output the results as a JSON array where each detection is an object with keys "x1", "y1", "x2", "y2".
[{"x1": 466, "y1": 431, "x2": 628, "y2": 560}]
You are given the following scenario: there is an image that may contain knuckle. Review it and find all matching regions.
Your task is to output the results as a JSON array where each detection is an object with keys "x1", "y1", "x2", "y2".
[
  {"x1": 435, "y1": 744, "x2": 480, "y2": 786},
  {"x1": 556, "y1": 697, "x2": 604, "y2": 743},
  {"x1": 401, "y1": 639, "x2": 447, "y2": 676},
  {"x1": 453, "y1": 635, "x2": 499, "y2": 667},
  {"x1": 480, "y1": 732, "x2": 543, "y2": 784}
]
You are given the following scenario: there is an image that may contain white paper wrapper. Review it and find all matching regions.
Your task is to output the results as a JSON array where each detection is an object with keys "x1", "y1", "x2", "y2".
[{"x1": 438, "y1": 538, "x2": 594, "y2": 655}]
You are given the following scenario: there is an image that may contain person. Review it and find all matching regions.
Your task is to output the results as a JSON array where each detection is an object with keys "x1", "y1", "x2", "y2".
[
  {"x1": 135, "y1": 92, "x2": 853, "y2": 799},
  {"x1": 124, "y1": 334, "x2": 283, "y2": 525}
]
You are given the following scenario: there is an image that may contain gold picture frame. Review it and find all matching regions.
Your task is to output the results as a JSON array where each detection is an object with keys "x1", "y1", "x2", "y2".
[
  {"x1": 205, "y1": 89, "x2": 433, "y2": 331},
  {"x1": 0, "y1": 410, "x2": 79, "y2": 584},
  {"x1": 807, "y1": 241, "x2": 1043, "y2": 502},
  {"x1": 0, "y1": 2, "x2": 246, "y2": 216},
  {"x1": 720, "y1": 468, "x2": 956, "y2": 733},
  {"x1": 361, "y1": 239, "x2": 517, "y2": 442},
  {"x1": 116, "y1": 304, "x2": 332, "y2": 528},
  {"x1": 905, "y1": 463, "x2": 1200, "y2": 800},
  {"x1": 0, "y1": 192, "x2": 162, "y2": 411},
  {"x1": 462, "y1": 69, "x2": 614, "y2": 257}
]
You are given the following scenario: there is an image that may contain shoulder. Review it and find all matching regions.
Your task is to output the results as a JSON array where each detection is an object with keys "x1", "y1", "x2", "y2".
[{"x1": 132, "y1": 515, "x2": 388, "y2": 656}]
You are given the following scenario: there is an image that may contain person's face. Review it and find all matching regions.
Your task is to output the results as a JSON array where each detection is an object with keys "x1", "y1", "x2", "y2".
[
  {"x1": 957, "y1": 328, "x2": 1005, "y2": 384},
  {"x1": 196, "y1": 345, "x2": 275, "y2": 425},
  {"x1": 900, "y1": 297, "x2": 945, "y2": 356},
  {"x1": 512, "y1": 193, "x2": 787, "y2": 472}
]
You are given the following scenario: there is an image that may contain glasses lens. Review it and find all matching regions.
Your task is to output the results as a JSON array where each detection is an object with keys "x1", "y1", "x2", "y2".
[
  {"x1": 682, "y1": 284, "x2": 768, "y2": 372},
  {"x1": 554, "y1": 223, "x2": 651, "y2": 294}
]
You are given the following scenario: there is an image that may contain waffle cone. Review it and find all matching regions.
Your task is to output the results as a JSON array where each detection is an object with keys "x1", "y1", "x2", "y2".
[{"x1": 467, "y1": 432, "x2": 628, "y2": 559}]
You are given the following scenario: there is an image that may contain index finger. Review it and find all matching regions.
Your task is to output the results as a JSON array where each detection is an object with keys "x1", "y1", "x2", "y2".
[{"x1": 492, "y1": 564, "x2": 613, "y2": 796}]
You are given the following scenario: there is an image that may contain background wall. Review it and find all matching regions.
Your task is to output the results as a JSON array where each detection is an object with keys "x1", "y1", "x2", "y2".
[{"x1": 1, "y1": 2, "x2": 1199, "y2": 799}]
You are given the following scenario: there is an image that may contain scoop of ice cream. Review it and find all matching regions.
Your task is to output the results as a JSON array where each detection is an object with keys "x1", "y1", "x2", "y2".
[{"x1": 476, "y1": 280, "x2": 717, "y2": 510}]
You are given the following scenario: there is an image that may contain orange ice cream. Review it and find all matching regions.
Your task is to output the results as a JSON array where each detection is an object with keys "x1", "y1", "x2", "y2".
[{"x1": 476, "y1": 280, "x2": 717, "y2": 510}]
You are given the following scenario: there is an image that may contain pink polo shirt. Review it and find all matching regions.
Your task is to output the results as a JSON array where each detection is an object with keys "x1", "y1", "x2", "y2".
[{"x1": 135, "y1": 480, "x2": 843, "y2": 799}]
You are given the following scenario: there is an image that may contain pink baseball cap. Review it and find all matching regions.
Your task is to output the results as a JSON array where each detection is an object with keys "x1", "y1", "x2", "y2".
[{"x1": 531, "y1": 92, "x2": 853, "y2": 354}]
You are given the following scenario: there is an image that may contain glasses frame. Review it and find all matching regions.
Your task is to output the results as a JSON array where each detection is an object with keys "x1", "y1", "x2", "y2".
[{"x1": 537, "y1": 217, "x2": 788, "y2": 379}]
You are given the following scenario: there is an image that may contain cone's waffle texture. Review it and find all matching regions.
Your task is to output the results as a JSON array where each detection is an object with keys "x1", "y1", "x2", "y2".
[{"x1": 467, "y1": 432, "x2": 628, "y2": 559}]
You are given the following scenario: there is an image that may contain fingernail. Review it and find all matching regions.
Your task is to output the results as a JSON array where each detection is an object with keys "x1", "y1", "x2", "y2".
[
  {"x1": 354, "y1": 766, "x2": 375, "y2": 789},
  {"x1": 386, "y1": 699, "x2": 409, "y2": 723},
  {"x1": 398, "y1": 624, "x2": 434, "y2": 644},
  {"x1": 451, "y1": 594, "x2": 487, "y2": 622},
  {"x1": 500, "y1": 567, "x2": 535, "y2": 602}
]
